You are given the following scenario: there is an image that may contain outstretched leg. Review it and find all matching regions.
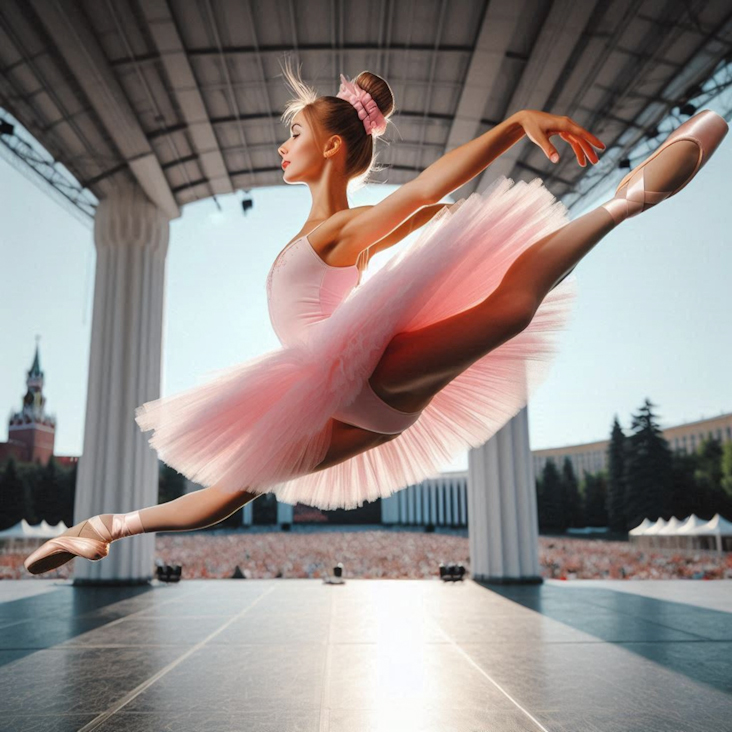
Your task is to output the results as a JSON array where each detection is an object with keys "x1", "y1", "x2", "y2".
[
  {"x1": 67, "y1": 485, "x2": 261, "y2": 540},
  {"x1": 25, "y1": 483, "x2": 263, "y2": 573},
  {"x1": 499, "y1": 140, "x2": 701, "y2": 297},
  {"x1": 369, "y1": 140, "x2": 702, "y2": 411}
]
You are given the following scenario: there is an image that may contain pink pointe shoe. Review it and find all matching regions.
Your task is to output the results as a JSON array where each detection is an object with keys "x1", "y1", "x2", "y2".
[
  {"x1": 601, "y1": 109, "x2": 728, "y2": 225},
  {"x1": 23, "y1": 511, "x2": 144, "y2": 575}
]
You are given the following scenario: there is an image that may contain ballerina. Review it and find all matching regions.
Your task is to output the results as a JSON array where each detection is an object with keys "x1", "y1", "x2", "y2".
[{"x1": 25, "y1": 61, "x2": 728, "y2": 575}]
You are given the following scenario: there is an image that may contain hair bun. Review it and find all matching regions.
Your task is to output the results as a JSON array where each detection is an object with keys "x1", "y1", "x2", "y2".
[{"x1": 353, "y1": 71, "x2": 395, "y2": 121}]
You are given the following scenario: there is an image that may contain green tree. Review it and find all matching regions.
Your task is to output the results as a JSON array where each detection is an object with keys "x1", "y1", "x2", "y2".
[
  {"x1": 35, "y1": 456, "x2": 64, "y2": 526},
  {"x1": 694, "y1": 436, "x2": 732, "y2": 520},
  {"x1": 606, "y1": 416, "x2": 627, "y2": 532},
  {"x1": 159, "y1": 463, "x2": 186, "y2": 504},
  {"x1": 583, "y1": 470, "x2": 608, "y2": 527},
  {"x1": 561, "y1": 457, "x2": 583, "y2": 528},
  {"x1": 669, "y1": 450, "x2": 700, "y2": 518},
  {"x1": 17, "y1": 461, "x2": 42, "y2": 525},
  {"x1": 0, "y1": 457, "x2": 24, "y2": 529},
  {"x1": 57, "y1": 461, "x2": 78, "y2": 528},
  {"x1": 721, "y1": 442, "x2": 732, "y2": 497},
  {"x1": 624, "y1": 398, "x2": 673, "y2": 529},
  {"x1": 695, "y1": 436, "x2": 723, "y2": 495},
  {"x1": 538, "y1": 459, "x2": 563, "y2": 532}
]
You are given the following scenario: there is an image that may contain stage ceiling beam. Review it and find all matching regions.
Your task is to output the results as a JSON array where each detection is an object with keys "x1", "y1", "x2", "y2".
[
  {"x1": 139, "y1": 0, "x2": 233, "y2": 198},
  {"x1": 29, "y1": 0, "x2": 180, "y2": 220},
  {"x1": 475, "y1": 0, "x2": 600, "y2": 192}
]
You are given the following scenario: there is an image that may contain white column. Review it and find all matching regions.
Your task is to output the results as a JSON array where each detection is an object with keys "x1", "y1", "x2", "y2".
[
  {"x1": 277, "y1": 501, "x2": 294, "y2": 524},
  {"x1": 74, "y1": 185, "x2": 170, "y2": 584},
  {"x1": 399, "y1": 488, "x2": 408, "y2": 524},
  {"x1": 467, "y1": 406, "x2": 542, "y2": 583},
  {"x1": 381, "y1": 494, "x2": 399, "y2": 525}
]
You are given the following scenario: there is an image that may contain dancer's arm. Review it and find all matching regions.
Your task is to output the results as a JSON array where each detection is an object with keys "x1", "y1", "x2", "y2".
[
  {"x1": 415, "y1": 112, "x2": 526, "y2": 201},
  {"x1": 334, "y1": 115, "x2": 527, "y2": 259},
  {"x1": 366, "y1": 202, "x2": 456, "y2": 256},
  {"x1": 417, "y1": 110, "x2": 606, "y2": 201},
  {"x1": 335, "y1": 111, "x2": 602, "y2": 260}
]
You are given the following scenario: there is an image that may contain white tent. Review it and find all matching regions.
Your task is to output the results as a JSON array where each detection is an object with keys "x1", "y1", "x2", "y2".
[
  {"x1": 0, "y1": 519, "x2": 68, "y2": 538},
  {"x1": 657, "y1": 516, "x2": 687, "y2": 549},
  {"x1": 666, "y1": 514, "x2": 708, "y2": 549},
  {"x1": 629, "y1": 518, "x2": 654, "y2": 536},
  {"x1": 675, "y1": 514, "x2": 707, "y2": 533},
  {"x1": 684, "y1": 513, "x2": 732, "y2": 553},
  {"x1": 658, "y1": 516, "x2": 685, "y2": 534},
  {"x1": 628, "y1": 513, "x2": 732, "y2": 552},
  {"x1": 643, "y1": 517, "x2": 668, "y2": 534}
]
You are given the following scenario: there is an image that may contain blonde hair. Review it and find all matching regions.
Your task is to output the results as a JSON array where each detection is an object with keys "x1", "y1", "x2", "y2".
[{"x1": 278, "y1": 54, "x2": 396, "y2": 194}]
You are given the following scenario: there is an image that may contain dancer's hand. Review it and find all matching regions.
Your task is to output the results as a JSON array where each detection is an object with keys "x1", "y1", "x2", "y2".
[{"x1": 516, "y1": 110, "x2": 606, "y2": 167}]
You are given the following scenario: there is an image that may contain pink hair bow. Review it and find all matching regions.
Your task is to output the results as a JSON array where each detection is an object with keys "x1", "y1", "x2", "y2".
[{"x1": 336, "y1": 74, "x2": 387, "y2": 137}]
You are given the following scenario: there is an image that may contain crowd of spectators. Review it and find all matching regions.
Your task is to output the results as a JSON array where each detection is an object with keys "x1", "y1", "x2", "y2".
[{"x1": 3, "y1": 527, "x2": 731, "y2": 581}]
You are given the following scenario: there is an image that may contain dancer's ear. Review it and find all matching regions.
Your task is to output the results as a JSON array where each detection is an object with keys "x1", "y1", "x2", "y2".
[{"x1": 323, "y1": 135, "x2": 342, "y2": 159}]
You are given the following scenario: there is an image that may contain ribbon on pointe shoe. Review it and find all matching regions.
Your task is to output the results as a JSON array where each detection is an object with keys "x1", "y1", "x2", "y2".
[
  {"x1": 24, "y1": 511, "x2": 145, "y2": 574},
  {"x1": 600, "y1": 167, "x2": 673, "y2": 225},
  {"x1": 86, "y1": 511, "x2": 145, "y2": 543}
]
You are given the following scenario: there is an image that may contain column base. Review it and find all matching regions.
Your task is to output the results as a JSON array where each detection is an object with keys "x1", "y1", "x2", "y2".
[
  {"x1": 472, "y1": 575, "x2": 544, "y2": 585},
  {"x1": 72, "y1": 577, "x2": 152, "y2": 587}
]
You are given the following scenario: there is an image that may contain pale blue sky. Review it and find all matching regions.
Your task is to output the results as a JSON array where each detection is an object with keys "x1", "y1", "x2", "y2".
[{"x1": 1, "y1": 103, "x2": 730, "y2": 474}]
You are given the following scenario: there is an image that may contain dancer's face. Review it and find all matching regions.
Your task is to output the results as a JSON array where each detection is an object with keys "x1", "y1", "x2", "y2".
[
  {"x1": 278, "y1": 112, "x2": 318, "y2": 183},
  {"x1": 278, "y1": 110, "x2": 340, "y2": 185}
]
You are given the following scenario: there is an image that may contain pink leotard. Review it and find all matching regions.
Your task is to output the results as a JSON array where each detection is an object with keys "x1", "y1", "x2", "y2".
[
  {"x1": 266, "y1": 222, "x2": 360, "y2": 348},
  {"x1": 266, "y1": 222, "x2": 422, "y2": 435}
]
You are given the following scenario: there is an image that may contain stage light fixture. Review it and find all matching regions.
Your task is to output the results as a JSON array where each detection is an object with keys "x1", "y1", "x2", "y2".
[
  {"x1": 439, "y1": 562, "x2": 466, "y2": 582},
  {"x1": 155, "y1": 560, "x2": 182, "y2": 583},
  {"x1": 323, "y1": 562, "x2": 346, "y2": 585}
]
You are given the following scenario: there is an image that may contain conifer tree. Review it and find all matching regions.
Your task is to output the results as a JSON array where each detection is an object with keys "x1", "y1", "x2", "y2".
[
  {"x1": 539, "y1": 459, "x2": 563, "y2": 532},
  {"x1": 0, "y1": 457, "x2": 25, "y2": 529},
  {"x1": 159, "y1": 463, "x2": 186, "y2": 504},
  {"x1": 721, "y1": 442, "x2": 732, "y2": 497},
  {"x1": 670, "y1": 450, "x2": 698, "y2": 518},
  {"x1": 584, "y1": 471, "x2": 608, "y2": 527},
  {"x1": 36, "y1": 455, "x2": 63, "y2": 526},
  {"x1": 561, "y1": 457, "x2": 582, "y2": 528},
  {"x1": 59, "y1": 461, "x2": 77, "y2": 528},
  {"x1": 695, "y1": 436, "x2": 723, "y2": 495},
  {"x1": 606, "y1": 416, "x2": 627, "y2": 532},
  {"x1": 624, "y1": 398, "x2": 673, "y2": 528}
]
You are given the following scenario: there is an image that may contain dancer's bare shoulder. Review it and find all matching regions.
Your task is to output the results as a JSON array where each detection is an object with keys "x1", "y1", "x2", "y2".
[
  {"x1": 306, "y1": 206, "x2": 373, "y2": 267},
  {"x1": 313, "y1": 200, "x2": 455, "y2": 266}
]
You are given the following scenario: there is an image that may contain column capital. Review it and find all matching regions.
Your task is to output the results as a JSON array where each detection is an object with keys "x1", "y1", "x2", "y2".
[{"x1": 94, "y1": 185, "x2": 171, "y2": 257}]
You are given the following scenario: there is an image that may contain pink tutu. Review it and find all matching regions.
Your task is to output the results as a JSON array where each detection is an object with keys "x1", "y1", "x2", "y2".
[{"x1": 135, "y1": 176, "x2": 578, "y2": 510}]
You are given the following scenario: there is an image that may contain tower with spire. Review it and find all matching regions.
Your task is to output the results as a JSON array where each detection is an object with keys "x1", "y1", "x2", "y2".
[{"x1": 4, "y1": 337, "x2": 57, "y2": 464}]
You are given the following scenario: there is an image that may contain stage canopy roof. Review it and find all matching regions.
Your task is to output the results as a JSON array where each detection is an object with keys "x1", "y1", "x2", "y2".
[{"x1": 1, "y1": 0, "x2": 731, "y2": 224}]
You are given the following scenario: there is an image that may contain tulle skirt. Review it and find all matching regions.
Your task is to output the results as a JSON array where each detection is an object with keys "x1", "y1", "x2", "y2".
[{"x1": 135, "y1": 175, "x2": 579, "y2": 510}]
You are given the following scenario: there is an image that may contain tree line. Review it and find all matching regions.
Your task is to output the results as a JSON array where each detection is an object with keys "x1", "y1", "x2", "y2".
[
  {"x1": 0, "y1": 457, "x2": 187, "y2": 531},
  {"x1": 536, "y1": 398, "x2": 732, "y2": 534}
]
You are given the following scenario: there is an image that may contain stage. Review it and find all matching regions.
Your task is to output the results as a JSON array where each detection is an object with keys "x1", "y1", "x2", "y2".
[{"x1": 1, "y1": 578, "x2": 730, "y2": 731}]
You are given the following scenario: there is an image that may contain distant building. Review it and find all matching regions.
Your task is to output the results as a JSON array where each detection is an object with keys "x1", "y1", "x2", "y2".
[
  {"x1": 0, "y1": 343, "x2": 77, "y2": 467},
  {"x1": 533, "y1": 411, "x2": 732, "y2": 481}
]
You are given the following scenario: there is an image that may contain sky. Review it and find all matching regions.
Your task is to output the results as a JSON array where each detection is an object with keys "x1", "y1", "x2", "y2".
[{"x1": 1, "y1": 101, "x2": 730, "y2": 475}]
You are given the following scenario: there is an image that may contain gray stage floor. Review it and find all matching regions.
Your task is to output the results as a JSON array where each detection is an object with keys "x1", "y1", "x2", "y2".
[{"x1": 0, "y1": 577, "x2": 730, "y2": 731}]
